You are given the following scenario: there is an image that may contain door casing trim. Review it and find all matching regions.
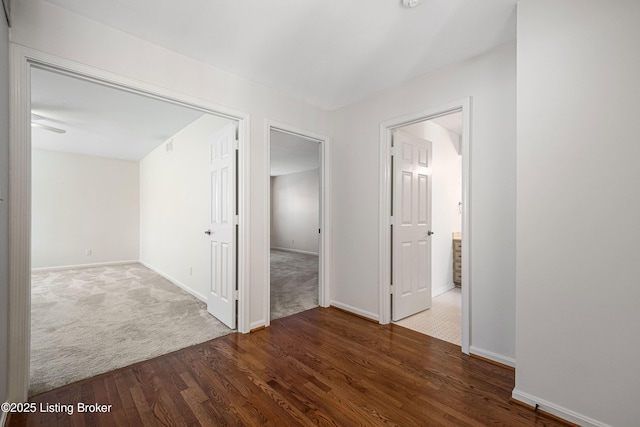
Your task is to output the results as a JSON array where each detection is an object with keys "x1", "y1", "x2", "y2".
[{"x1": 378, "y1": 97, "x2": 471, "y2": 354}]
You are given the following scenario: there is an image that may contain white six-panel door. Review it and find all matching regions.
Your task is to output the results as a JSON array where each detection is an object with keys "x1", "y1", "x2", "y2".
[
  {"x1": 392, "y1": 130, "x2": 433, "y2": 321},
  {"x1": 207, "y1": 123, "x2": 237, "y2": 329}
]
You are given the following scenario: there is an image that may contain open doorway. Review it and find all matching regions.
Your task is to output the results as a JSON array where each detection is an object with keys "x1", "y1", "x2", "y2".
[
  {"x1": 9, "y1": 48, "x2": 251, "y2": 401},
  {"x1": 28, "y1": 66, "x2": 239, "y2": 395},
  {"x1": 378, "y1": 99, "x2": 471, "y2": 353},
  {"x1": 391, "y1": 112, "x2": 463, "y2": 346},
  {"x1": 269, "y1": 128, "x2": 321, "y2": 320}
]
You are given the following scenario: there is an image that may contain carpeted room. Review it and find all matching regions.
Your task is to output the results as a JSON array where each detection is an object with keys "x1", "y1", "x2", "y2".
[
  {"x1": 269, "y1": 129, "x2": 321, "y2": 321},
  {"x1": 29, "y1": 68, "x2": 236, "y2": 395},
  {"x1": 29, "y1": 263, "x2": 230, "y2": 395},
  {"x1": 270, "y1": 249, "x2": 318, "y2": 320}
]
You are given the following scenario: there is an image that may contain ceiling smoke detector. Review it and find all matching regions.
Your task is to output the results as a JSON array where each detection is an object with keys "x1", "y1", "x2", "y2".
[{"x1": 402, "y1": 0, "x2": 421, "y2": 8}]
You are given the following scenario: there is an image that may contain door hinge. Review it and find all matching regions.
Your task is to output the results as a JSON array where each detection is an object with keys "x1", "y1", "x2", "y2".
[
  {"x1": 233, "y1": 290, "x2": 239, "y2": 301},
  {"x1": 390, "y1": 285, "x2": 395, "y2": 295},
  {"x1": 234, "y1": 215, "x2": 239, "y2": 225},
  {"x1": 233, "y1": 138, "x2": 239, "y2": 151}
]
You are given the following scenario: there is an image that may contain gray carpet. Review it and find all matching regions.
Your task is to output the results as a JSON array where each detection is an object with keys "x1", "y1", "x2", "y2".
[
  {"x1": 30, "y1": 263, "x2": 232, "y2": 396},
  {"x1": 270, "y1": 249, "x2": 319, "y2": 320}
]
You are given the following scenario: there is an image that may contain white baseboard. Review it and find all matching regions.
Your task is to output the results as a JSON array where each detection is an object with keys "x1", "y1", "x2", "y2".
[
  {"x1": 0, "y1": 404, "x2": 6, "y2": 427},
  {"x1": 330, "y1": 300, "x2": 379, "y2": 321},
  {"x1": 511, "y1": 389, "x2": 610, "y2": 427},
  {"x1": 31, "y1": 259, "x2": 139, "y2": 272},
  {"x1": 432, "y1": 283, "x2": 455, "y2": 298},
  {"x1": 469, "y1": 346, "x2": 515, "y2": 368},
  {"x1": 139, "y1": 261, "x2": 207, "y2": 303},
  {"x1": 270, "y1": 246, "x2": 319, "y2": 256}
]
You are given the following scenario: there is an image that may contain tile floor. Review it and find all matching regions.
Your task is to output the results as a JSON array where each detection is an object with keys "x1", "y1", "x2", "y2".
[{"x1": 394, "y1": 287, "x2": 461, "y2": 346}]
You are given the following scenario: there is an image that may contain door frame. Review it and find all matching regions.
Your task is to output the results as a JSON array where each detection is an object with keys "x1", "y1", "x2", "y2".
[
  {"x1": 264, "y1": 120, "x2": 331, "y2": 326},
  {"x1": 378, "y1": 98, "x2": 471, "y2": 354},
  {"x1": 7, "y1": 44, "x2": 251, "y2": 402}
]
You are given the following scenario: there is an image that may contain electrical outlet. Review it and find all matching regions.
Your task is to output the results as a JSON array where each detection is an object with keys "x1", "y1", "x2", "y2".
[{"x1": 85, "y1": 249, "x2": 92, "y2": 256}]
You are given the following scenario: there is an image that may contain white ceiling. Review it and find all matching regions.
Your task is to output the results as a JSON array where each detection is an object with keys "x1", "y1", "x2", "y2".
[
  {"x1": 431, "y1": 111, "x2": 462, "y2": 136},
  {"x1": 44, "y1": 0, "x2": 517, "y2": 110},
  {"x1": 31, "y1": 67, "x2": 208, "y2": 160},
  {"x1": 32, "y1": 67, "x2": 318, "y2": 174},
  {"x1": 270, "y1": 130, "x2": 319, "y2": 176},
  {"x1": 32, "y1": 2, "x2": 511, "y2": 163}
]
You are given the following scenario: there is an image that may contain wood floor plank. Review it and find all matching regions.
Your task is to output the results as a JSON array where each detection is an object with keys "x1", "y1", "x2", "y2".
[
  {"x1": 112, "y1": 370, "x2": 143, "y2": 426},
  {"x1": 235, "y1": 334, "x2": 373, "y2": 427},
  {"x1": 11, "y1": 307, "x2": 570, "y2": 427},
  {"x1": 95, "y1": 375, "x2": 128, "y2": 427},
  {"x1": 283, "y1": 310, "x2": 528, "y2": 425},
  {"x1": 274, "y1": 316, "x2": 482, "y2": 424},
  {"x1": 248, "y1": 323, "x2": 440, "y2": 426}
]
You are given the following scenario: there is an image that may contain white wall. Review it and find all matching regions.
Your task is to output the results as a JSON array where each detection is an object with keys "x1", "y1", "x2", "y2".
[
  {"x1": 330, "y1": 42, "x2": 516, "y2": 361},
  {"x1": 31, "y1": 150, "x2": 140, "y2": 269},
  {"x1": 271, "y1": 169, "x2": 319, "y2": 254},
  {"x1": 402, "y1": 121, "x2": 462, "y2": 296},
  {"x1": 515, "y1": 1, "x2": 640, "y2": 425},
  {"x1": 9, "y1": 0, "x2": 331, "y2": 329},
  {"x1": 140, "y1": 114, "x2": 230, "y2": 301},
  {"x1": 0, "y1": 6, "x2": 10, "y2": 408}
]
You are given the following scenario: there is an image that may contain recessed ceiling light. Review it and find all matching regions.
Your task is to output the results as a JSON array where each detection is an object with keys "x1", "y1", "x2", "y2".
[{"x1": 402, "y1": 0, "x2": 421, "y2": 8}]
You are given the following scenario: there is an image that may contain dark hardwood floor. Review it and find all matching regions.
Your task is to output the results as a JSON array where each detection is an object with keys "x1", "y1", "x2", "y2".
[{"x1": 9, "y1": 307, "x2": 567, "y2": 426}]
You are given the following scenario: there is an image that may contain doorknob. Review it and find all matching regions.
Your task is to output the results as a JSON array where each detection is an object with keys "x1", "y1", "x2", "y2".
[
  {"x1": 204, "y1": 229, "x2": 213, "y2": 235},
  {"x1": 427, "y1": 230, "x2": 434, "y2": 236}
]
